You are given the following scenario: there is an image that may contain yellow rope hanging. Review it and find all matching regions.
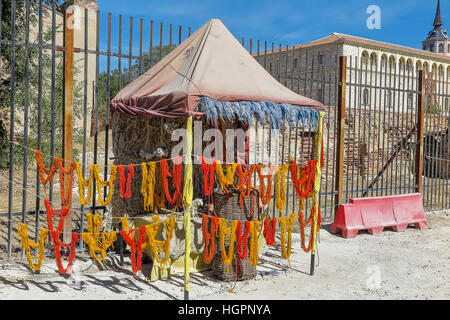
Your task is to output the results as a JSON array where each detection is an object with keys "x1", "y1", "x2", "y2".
[
  {"x1": 120, "y1": 216, "x2": 130, "y2": 235},
  {"x1": 93, "y1": 164, "x2": 117, "y2": 206},
  {"x1": 249, "y1": 220, "x2": 261, "y2": 267},
  {"x1": 216, "y1": 161, "x2": 238, "y2": 191},
  {"x1": 278, "y1": 213, "x2": 297, "y2": 266},
  {"x1": 218, "y1": 218, "x2": 238, "y2": 274},
  {"x1": 275, "y1": 164, "x2": 289, "y2": 214},
  {"x1": 81, "y1": 213, "x2": 117, "y2": 263},
  {"x1": 146, "y1": 215, "x2": 176, "y2": 266},
  {"x1": 76, "y1": 163, "x2": 94, "y2": 205},
  {"x1": 17, "y1": 223, "x2": 48, "y2": 272},
  {"x1": 141, "y1": 162, "x2": 156, "y2": 211}
]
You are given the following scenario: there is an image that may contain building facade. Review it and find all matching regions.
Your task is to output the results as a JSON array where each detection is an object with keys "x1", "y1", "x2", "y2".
[{"x1": 256, "y1": 0, "x2": 450, "y2": 114}]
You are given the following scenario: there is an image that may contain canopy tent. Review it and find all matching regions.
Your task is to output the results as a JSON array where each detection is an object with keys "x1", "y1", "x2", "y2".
[
  {"x1": 110, "y1": 19, "x2": 325, "y2": 128},
  {"x1": 110, "y1": 18, "x2": 325, "y2": 300}
]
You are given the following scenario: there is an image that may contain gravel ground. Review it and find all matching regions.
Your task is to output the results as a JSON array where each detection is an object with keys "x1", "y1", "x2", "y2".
[{"x1": 0, "y1": 210, "x2": 449, "y2": 300}]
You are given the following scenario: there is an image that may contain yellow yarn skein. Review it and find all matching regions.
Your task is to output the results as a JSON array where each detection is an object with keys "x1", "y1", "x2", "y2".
[
  {"x1": 76, "y1": 163, "x2": 94, "y2": 205},
  {"x1": 249, "y1": 220, "x2": 261, "y2": 267},
  {"x1": 17, "y1": 223, "x2": 48, "y2": 272},
  {"x1": 81, "y1": 213, "x2": 117, "y2": 262}
]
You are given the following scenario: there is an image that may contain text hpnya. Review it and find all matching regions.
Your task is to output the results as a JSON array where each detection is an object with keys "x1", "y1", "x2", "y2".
[{"x1": 178, "y1": 304, "x2": 271, "y2": 317}]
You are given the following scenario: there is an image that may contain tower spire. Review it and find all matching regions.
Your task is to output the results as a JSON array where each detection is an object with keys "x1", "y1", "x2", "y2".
[{"x1": 434, "y1": 0, "x2": 443, "y2": 27}]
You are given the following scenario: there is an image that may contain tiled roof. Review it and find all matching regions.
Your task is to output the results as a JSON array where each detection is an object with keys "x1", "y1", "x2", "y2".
[{"x1": 256, "y1": 33, "x2": 450, "y2": 63}]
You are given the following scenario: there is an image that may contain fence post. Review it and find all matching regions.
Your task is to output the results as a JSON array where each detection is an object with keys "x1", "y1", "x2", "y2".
[
  {"x1": 415, "y1": 70, "x2": 425, "y2": 194},
  {"x1": 335, "y1": 56, "x2": 347, "y2": 212},
  {"x1": 63, "y1": 7, "x2": 74, "y2": 244}
]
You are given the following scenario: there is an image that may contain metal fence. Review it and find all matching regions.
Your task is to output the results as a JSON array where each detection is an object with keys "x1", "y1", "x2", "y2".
[{"x1": 0, "y1": 1, "x2": 449, "y2": 262}]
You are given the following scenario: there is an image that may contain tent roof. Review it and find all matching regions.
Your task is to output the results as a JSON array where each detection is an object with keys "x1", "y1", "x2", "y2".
[{"x1": 110, "y1": 19, "x2": 325, "y2": 119}]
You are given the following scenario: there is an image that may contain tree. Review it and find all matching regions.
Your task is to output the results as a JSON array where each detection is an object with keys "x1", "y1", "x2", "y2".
[
  {"x1": 96, "y1": 44, "x2": 177, "y2": 112},
  {"x1": 0, "y1": 0, "x2": 82, "y2": 169}
]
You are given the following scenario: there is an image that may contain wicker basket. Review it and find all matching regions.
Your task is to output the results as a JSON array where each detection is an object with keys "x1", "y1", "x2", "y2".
[{"x1": 209, "y1": 188, "x2": 258, "y2": 281}]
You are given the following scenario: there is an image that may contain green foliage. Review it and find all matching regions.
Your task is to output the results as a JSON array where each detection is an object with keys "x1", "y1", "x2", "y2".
[
  {"x1": 0, "y1": 0, "x2": 82, "y2": 170},
  {"x1": 97, "y1": 44, "x2": 177, "y2": 111}
]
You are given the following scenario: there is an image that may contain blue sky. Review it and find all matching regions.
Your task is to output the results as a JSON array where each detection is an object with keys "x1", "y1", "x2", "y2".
[{"x1": 95, "y1": 0, "x2": 445, "y2": 66}]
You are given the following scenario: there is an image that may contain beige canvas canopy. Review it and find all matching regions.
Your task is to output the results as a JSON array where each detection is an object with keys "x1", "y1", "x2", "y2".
[{"x1": 110, "y1": 19, "x2": 325, "y2": 119}]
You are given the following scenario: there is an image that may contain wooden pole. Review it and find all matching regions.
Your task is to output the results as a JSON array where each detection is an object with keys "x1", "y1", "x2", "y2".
[
  {"x1": 183, "y1": 117, "x2": 194, "y2": 300},
  {"x1": 63, "y1": 8, "x2": 74, "y2": 244},
  {"x1": 415, "y1": 70, "x2": 425, "y2": 194},
  {"x1": 311, "y1": 111, "x2": 324, "y2": 276},
  {"x1": 335, "y1": 56, "x2": 347, "y2": 212}
]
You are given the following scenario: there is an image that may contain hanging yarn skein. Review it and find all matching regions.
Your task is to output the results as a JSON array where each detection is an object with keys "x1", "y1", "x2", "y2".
[
  {"x1": 81, "y1": 213, "x2": 117, "y2": 263},
  {"x1": 44, "y1": 199, "x2": 79, "y2": 274},
  {"x1": 201, "y1": 214, "x2": 220, "y2": 265},
  {"x1": 146, "y1": 215, "x2": 176, "y2": 266},
  {"x1": 298, "y1": 205, "x2": 322, "y2": 253},
  {"x1": 201, "y1": 157, "x2": 217, "y2": 213},
  {"x1": 248, "y1": 220, "x2": 261, "y2": 267},
  {"x1": 263, "y1": 218, "x2": 277, "y2": 246},
  {"x1": 120, "y1": 225, "x2": 148, "y2": 277},
  {"x1": 76, "y1": 162, "x2": 94, "y2": 205},
  {"x1": 36, "y1": 150, "x2": 75, "y2": 205},
  {"x1": 235, "y1": 220, "x2": 250, "y2": 261},
  {"x1": 51, "y1": 230, "x2": 79, "y2": 275},
  {"x1": 255, "y1": 165, "x2": 276, "y2": 206},
  {"x1": 118, "y1": 164, "x2": 134, "y2": 199},
  {"x1": 215, "y1": 161, "x2": 237, "y2": 194},
  {"x1": 278, "y1": 213, "x2": 297, "y2": 266},
  {"x1": 160, "y1": 157, "x2": 183, "y2": 207},
  {"x1": 141, "y1": 162, "x2": 156, "y2": 211},
  {"x1": 290, "y1": 159, "x2": 317, "y2": 200},
  {"x1": 275, "y1": 164, "x2": 289, "y2": 214},
  {"x1": 17, "y1": 223, "x2": 48, "y2": 272},
  {"x1": 36, "y1": 150, "x2": 59, "y2": 184},
  {"x1": 218, "y1": 218, "x2": 238, "y2": 275},
  {"x1": 93, "y1": 164, "x2": 117, "y2": 206}
]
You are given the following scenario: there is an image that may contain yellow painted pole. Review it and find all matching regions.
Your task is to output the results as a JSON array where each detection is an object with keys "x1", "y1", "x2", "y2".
[
  {"x1": 310, "y1": 111, "x2": 324, "y2": 275},
  {"x1": 183, "y1": 116, "x2": 193, "y2": 300}
]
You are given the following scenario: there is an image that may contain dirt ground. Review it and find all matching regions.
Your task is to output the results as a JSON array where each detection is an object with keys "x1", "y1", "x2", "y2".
[{"x1": 0, "y1": 210, "x2": 449, "y2": 300}]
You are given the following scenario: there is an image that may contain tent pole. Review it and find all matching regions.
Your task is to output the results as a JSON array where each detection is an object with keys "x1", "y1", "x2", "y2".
[
  {"x1": 310, "y1": 111, "x2": 324, "y2": 276},
  {"x1": 183, "y1": 116, "x2": 194, "y2": 299}
]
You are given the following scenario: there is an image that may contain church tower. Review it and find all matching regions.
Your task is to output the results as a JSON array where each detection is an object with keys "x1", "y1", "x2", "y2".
[{"x1": 422, "y1": 0, "x2": 450, "y2": 55}]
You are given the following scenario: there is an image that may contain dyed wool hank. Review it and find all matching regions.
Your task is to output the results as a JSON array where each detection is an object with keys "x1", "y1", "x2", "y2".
[
  {"x1": 17, "y1": 223, "x2": 48, "y2": 272},
  {"x1": 201, "y1": 214, "x2": 220, "y2": 265}
]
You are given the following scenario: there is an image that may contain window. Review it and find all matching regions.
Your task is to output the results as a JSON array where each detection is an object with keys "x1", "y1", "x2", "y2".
[
  {"x1": 318, "y1": 54, "x2": 324, "y2": 65},
  {"x1": 439, "y1": 43, "x2": 445, "y2": 53},
  {"x1": 293, "y1": 58, "x2": 298, "y2": 69},
  {"x1": 429, "y1": 44, "x2": 435, "y2": 52},
  {"x1": 362, "y1": 88, "x2": 370, "y2": 106},
  {"x1": 269, "y1": 63, "x2": 272, "y2": 72}
]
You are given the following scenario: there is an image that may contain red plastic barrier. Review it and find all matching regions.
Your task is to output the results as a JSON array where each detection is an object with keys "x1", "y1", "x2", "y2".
[{"x1": 331, "y1": 193, "x2": 428, "y2": 238}]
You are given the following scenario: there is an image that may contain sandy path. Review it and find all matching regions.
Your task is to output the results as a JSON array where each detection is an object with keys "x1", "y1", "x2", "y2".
[{"x1": 1, "y1": 211, "x2": 449, "y2": 300}]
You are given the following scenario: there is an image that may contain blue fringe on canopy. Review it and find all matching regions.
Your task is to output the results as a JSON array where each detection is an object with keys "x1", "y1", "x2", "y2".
[{"x1": 196, "y1": 96, "x2": 319, "y2": 130}]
